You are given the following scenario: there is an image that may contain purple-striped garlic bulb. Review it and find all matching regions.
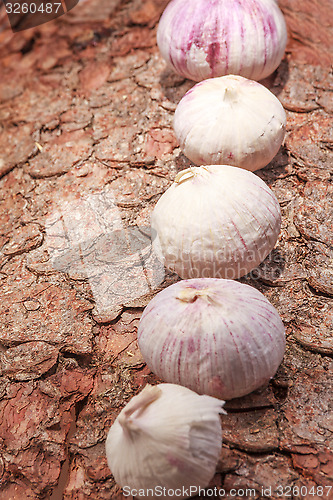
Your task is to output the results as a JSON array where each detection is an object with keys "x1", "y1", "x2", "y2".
[
  {"x1": 157, "y1": 0, "x2": 287, "y2": 82},
  {"x1": 137, "y1": 279, "x2": 286, "y2": 400},
  {"x1": 173, "y1": 75, "x2": 286, "y2": 171},
  {"x1": 151, "y1": 165, "x2": 281, "y2": 280}
]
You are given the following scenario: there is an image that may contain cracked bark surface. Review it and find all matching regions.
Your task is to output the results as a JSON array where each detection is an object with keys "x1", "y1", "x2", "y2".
[{"x1": 0, "y1": 0, "x2": 332, "y2": 499}]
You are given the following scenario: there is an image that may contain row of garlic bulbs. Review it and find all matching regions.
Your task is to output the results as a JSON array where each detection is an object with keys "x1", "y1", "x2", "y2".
[{"x1": 106, "y1": 1, "x2": 289, "y2": 498}]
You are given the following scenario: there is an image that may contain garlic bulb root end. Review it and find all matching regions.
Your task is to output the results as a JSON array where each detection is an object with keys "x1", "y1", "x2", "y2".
[{"x1": 176, "y1": 287, "x2": 210, "y2": 303}]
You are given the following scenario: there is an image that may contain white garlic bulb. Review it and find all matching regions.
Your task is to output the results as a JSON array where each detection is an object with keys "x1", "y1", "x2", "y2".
[
  {"x1": 157, "y1": 0, "x2": 287, "y2": 82},
  {"x1": 105, "y1": 384, "x2": 225, "y2": 499},
  {"x1": 174, "y1": 75, "x2": 287, "y2": 172},
  {"x1": 137, "y1": 279, "x2": 286, "y2": 400},
  {"x1": 151, "y1": 165, "x2": 281, "y2": 280}
]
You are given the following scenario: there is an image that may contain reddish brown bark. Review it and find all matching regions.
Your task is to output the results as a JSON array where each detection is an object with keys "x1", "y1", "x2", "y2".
[{"x1": 0, "y1": 1, "x2": 332, "y2": 498}]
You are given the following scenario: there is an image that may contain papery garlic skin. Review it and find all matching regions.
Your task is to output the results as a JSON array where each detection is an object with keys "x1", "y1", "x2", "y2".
[
  {"x1": 157, "y1": 0, "x2": 287, "y2": 82},
  {"x1": 174, "y1": 75, "x2": 286, "y2": 172},
  {"x1": 137, "y1": 279, "x2": 286, "y2": 400},
  {"x1": 105, "y1": 384, "x2": 224, "y2": 499},
  {"x1": 151, "y1": 165, "x2": 281, "y2": 280}
]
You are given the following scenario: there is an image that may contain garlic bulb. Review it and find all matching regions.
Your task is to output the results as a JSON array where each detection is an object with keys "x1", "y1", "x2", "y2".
[
  {"x1": 137, "y1": 279, "x2": 286, "y2": 400},
  {"x1": 105, "y1": 384, "x2": 225, "y2": 499},
  {"x1": 157, "y1": 0, "x2": 287, "y2": 82},
  {"x1": 173, "y1": 75, "x2": 286, "y2": 172},
  {"x1": 151, "y1": 165, "x2": 281, "y2": 280}
]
